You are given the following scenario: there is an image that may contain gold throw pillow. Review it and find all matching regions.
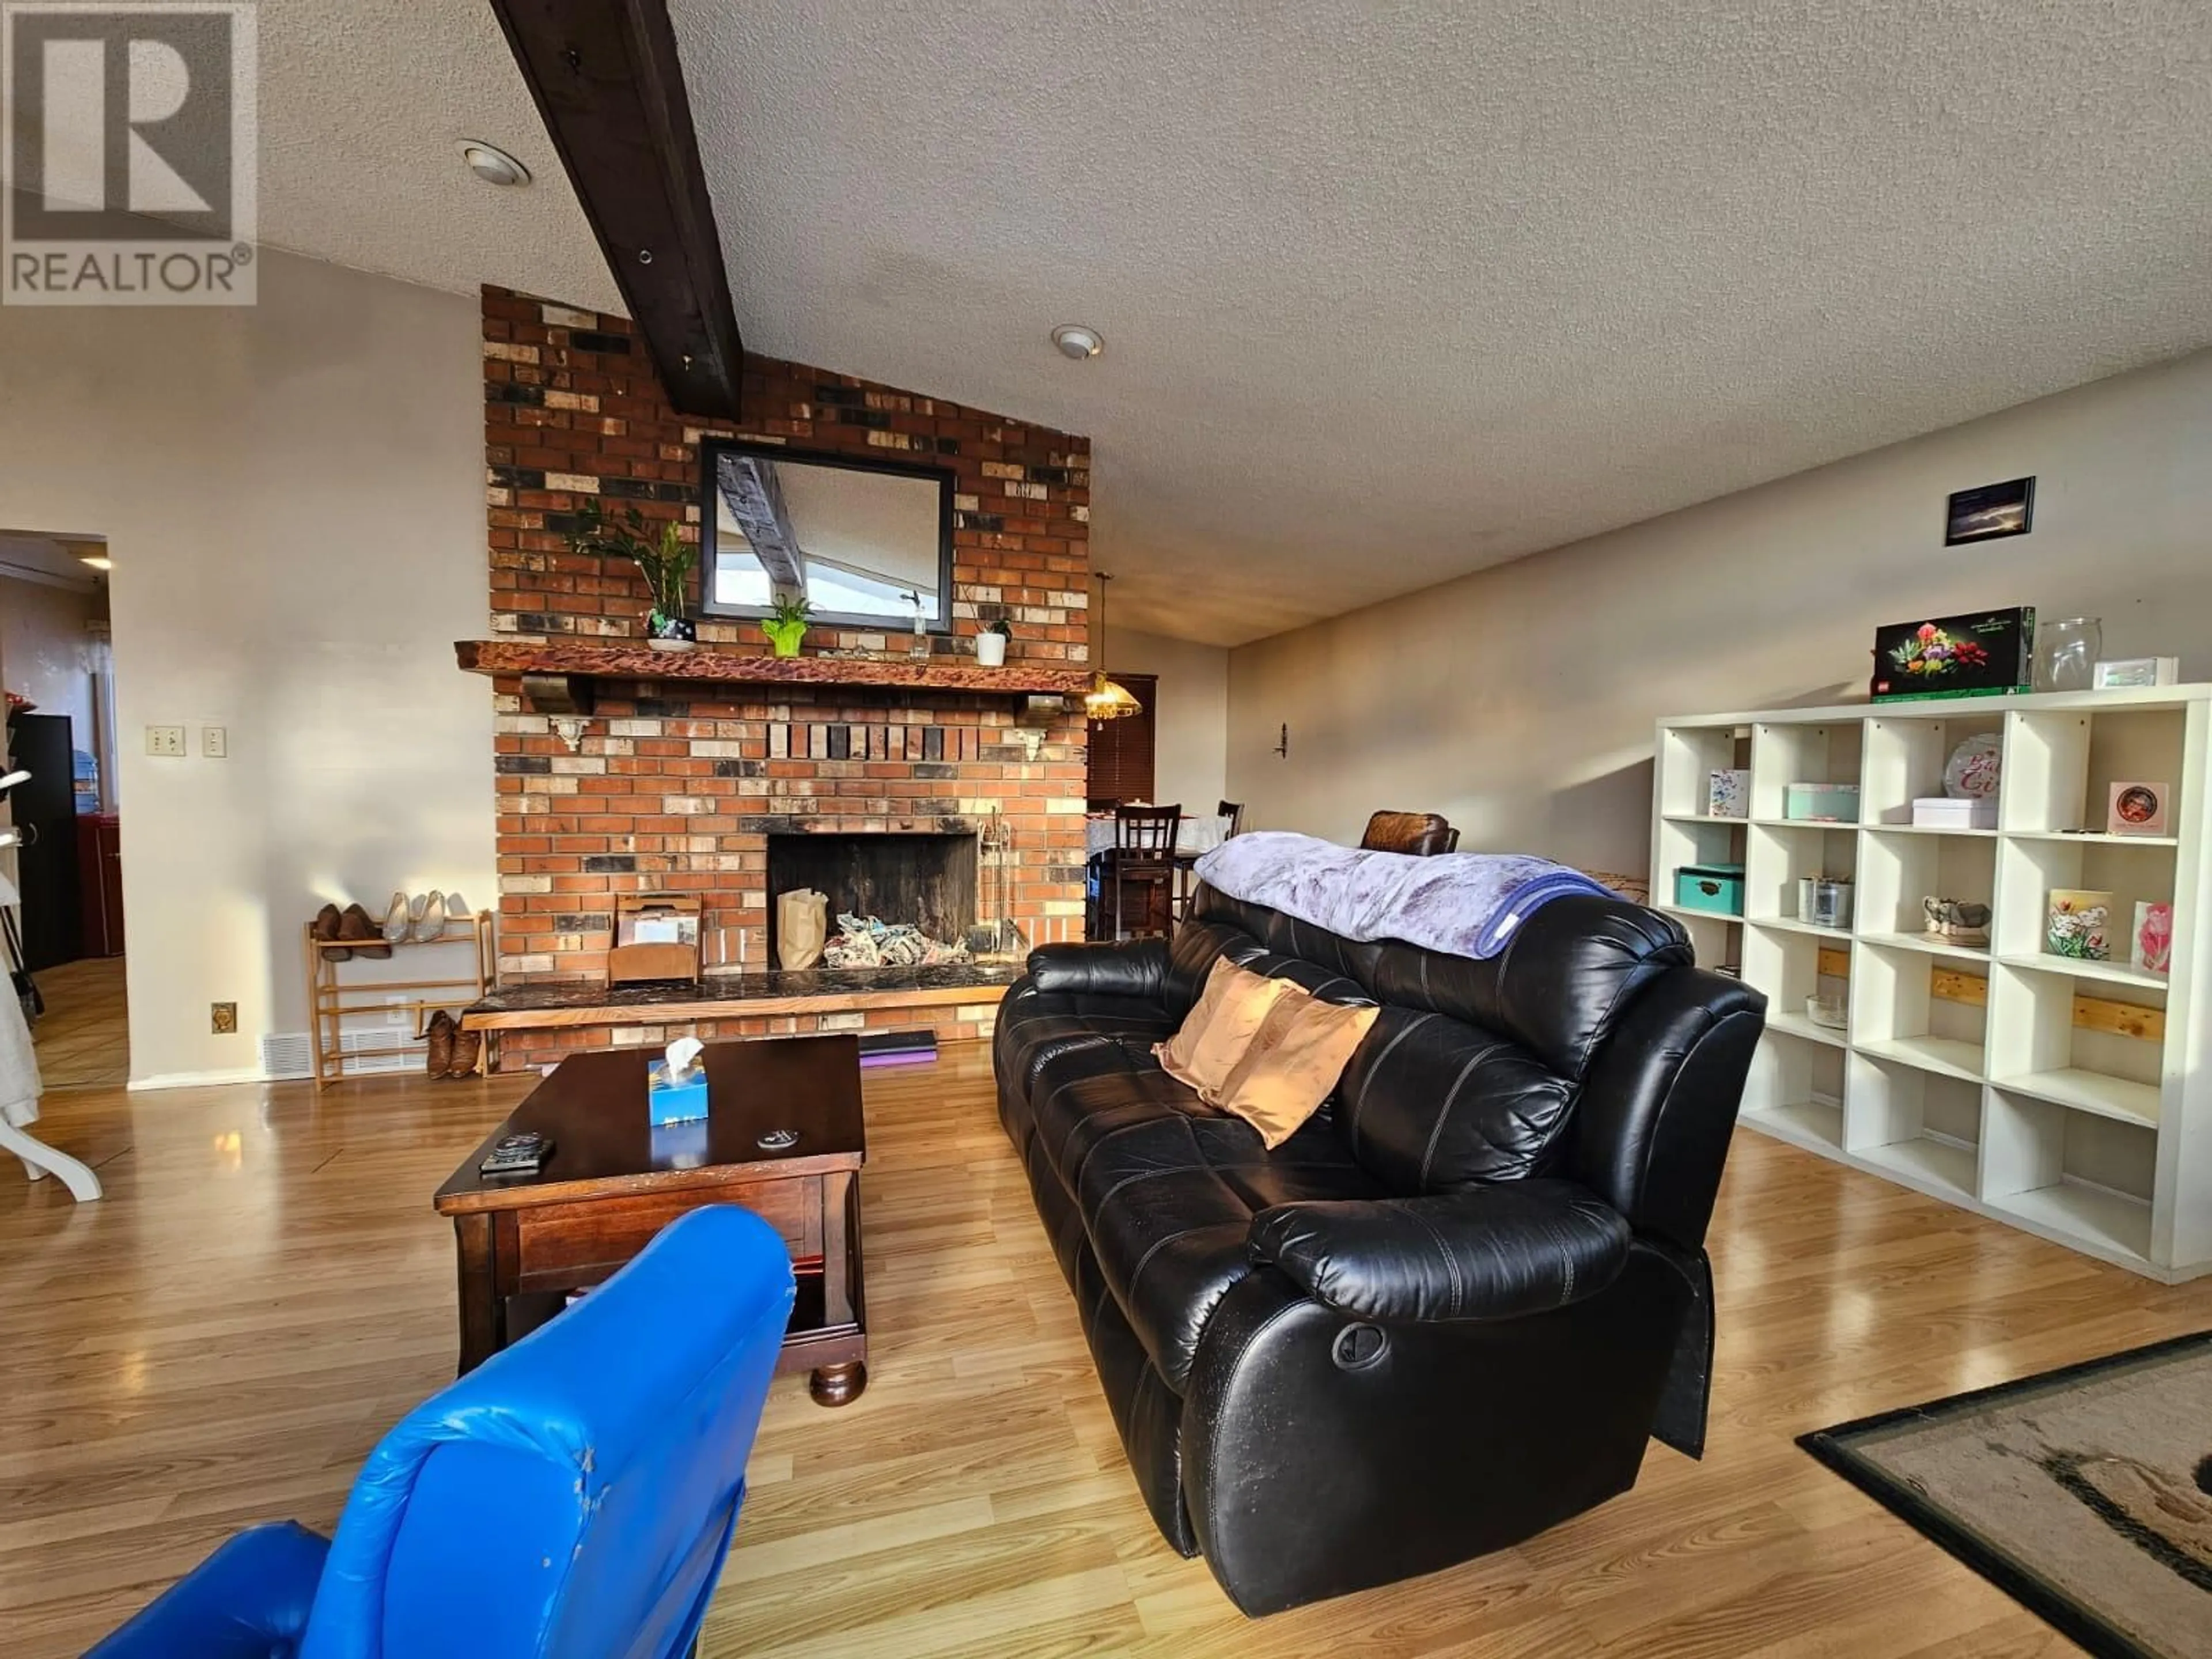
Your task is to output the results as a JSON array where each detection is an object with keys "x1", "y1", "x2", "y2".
[
  {"x1": 1154, "y1": 959, "x2": 1294, "y2": 1099},
  {"x1": 1211, "y1": 987, "x2": 1380, "y2": 1149}
]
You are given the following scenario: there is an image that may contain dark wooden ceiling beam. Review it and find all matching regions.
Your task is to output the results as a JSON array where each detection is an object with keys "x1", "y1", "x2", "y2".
[{"x1": 490, "y1": 0, "x2": 744, "y2": 419}]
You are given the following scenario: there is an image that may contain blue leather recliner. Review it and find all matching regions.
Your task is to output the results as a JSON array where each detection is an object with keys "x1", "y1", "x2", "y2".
[{"x1": 89, "y1": 1204, "x2": 797, "y2": 1659}]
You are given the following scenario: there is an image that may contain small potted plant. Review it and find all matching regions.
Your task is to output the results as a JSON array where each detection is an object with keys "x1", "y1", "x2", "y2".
[
  {"x1": 762, "y1": 593, "x2": 812, "y2": 657},
  {"x1": 565, "y1": 498, "x2": 698, "y2": 647},
  {"x1": 976, "y1": 618, "x2": 1012, "y2": 667}
]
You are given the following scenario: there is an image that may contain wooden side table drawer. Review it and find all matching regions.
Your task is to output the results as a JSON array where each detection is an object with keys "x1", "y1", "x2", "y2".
[{"x1": 510, "y1": 1181, "x2": 820, "y2": 1291}]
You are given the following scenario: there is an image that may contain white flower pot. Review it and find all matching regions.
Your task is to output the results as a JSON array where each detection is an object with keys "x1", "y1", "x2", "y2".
[{"x1": 976, "y1": 632, "x2": 1008, "y2": 666}]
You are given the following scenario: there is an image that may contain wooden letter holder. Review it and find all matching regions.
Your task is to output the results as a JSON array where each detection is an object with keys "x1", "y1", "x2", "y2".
[{"x1": 607, "y1": 893, "x2": 703, "y2": 986}]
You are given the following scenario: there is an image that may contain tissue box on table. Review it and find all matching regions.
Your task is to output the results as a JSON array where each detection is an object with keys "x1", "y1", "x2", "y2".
[{"x1": 647, "y1": 1059, "x2": 709, "y2": 1126}]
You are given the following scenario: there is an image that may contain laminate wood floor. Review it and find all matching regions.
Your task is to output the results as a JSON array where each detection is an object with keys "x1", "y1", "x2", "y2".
[
  {"x1": 25, "y1": 955, "x2": 128, "y2": 1090},
  {"x1": 2, "y1": 1043, "x2": 2208, "y2": 1656}
]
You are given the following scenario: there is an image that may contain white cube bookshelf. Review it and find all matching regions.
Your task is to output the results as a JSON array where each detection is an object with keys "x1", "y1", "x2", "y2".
[{"x1": 1652, "y1": 685, "x2": 2212, "y2": 1281}]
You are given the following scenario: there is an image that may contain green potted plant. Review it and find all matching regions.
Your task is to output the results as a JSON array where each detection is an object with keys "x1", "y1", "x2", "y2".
[
  {"x1": 762, "y1": 592, "x2": 812, "y2": 657},
  {"x1": 565, "y1": 498, "x2": 698, "y2": 647},
  {"x1": 976, "y1": 618, "x2": 1012, "y2": 667}
]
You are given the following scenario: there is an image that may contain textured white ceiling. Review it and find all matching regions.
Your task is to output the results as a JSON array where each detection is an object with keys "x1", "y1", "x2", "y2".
[
  {"x1": 228, "y1": 2, "x2": 2210, "y2": 646},
  {"x1": 670, "y1": 0, "x2": 2212, "y2": 643},
  {"x1": 245, "y1": 0, "x2": 619, "y2": 314}
]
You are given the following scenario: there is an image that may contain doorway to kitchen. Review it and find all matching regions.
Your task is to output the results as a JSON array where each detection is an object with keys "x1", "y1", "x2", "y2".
[{"x1": 2, "y1": 529, "x2": 127, "y2": 1090}]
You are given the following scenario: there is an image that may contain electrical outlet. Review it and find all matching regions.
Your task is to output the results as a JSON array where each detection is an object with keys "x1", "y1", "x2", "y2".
[
  {"x1": 202, "y1": 725, "x2": 228, "y2": 758},
  {"x1": 210, "y1": 1002, "x2": 238, "y2": 1034},
  {"x1": 146, "y1": 724, "x2": 186, "y2": 757}
]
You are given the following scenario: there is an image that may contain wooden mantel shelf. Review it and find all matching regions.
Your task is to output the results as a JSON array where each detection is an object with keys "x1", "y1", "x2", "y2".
[{"x1": 454, "y1": 640, "x2": 1090, "y2": 710}]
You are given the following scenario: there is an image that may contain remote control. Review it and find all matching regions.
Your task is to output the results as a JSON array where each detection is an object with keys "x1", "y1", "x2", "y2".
[{"x1": 478, "y1": 1131, "x2": 552, "y2": 1177}]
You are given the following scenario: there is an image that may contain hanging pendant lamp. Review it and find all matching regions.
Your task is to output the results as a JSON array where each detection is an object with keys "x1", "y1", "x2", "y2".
[{"x1": 1085, "y1": 573, "x2": 1142, "y2": 721}]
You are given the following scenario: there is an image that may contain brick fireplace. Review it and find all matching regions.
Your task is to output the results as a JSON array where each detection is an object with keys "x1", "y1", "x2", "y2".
[{"x1": 474, "y1": 288, "x2": 1092, "y2": 1068}]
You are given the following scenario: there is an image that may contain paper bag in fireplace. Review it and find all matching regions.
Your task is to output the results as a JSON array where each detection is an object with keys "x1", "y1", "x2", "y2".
[{"x1": 777, "y1": 888, "x2": 829, "y2": 971}]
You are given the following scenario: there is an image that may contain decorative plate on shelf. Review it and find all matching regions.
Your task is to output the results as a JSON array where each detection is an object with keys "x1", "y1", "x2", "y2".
[{"x1": 1943, "y1": 733, "x2": 2002, "y2": 800}]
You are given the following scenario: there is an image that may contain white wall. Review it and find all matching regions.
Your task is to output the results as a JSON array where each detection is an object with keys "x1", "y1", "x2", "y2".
[
  {"x1": 0, "y1": 248, "x2": 494, "y2": 1085},
  {"x1": 1229, "y1": 348, "x2": 2212, "y2": 873},
  {"x1": 0, "y1": 573, "x2": 103, "y2": 763},
  {"x1": 1114, "y1": 627, "x2": 1230, "y2": 816}
]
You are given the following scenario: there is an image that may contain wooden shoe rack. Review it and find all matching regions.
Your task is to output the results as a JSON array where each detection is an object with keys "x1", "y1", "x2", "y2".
[{"x1": 304, "y1": 911, "x2": 494, "y2": 1087}]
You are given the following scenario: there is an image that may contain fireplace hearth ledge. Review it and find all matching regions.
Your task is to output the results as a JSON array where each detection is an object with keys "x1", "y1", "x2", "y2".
[{"x1": 461, "y1": 961, "x2": 1027, "y2": 1036}]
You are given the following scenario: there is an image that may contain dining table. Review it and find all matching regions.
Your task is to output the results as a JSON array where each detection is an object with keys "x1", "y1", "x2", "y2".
[{"x1": 1082, "y1": 810, "x2": 1231, "y2": 861}]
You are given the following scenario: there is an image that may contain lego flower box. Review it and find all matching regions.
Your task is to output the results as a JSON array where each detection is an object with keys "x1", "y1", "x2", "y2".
[{"x1": 1870, "y1": 607, "x2": 2035, "y2": 703}]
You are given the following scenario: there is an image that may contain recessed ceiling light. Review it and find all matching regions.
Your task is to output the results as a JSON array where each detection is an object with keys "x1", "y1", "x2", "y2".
[
  {"x1": 1051, "y1": 324, "x2": 1103, "y2": 361},
  {"x1": 460, "y1": 141, "x2": 532, "y2": 188},
  {"x1": 78, "y1": 553, "x2": 113, "y2": 570}
]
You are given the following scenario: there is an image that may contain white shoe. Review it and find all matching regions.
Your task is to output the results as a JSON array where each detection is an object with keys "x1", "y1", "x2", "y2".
[
  {"x1": 410, "y1": 891, "x2": 444, "y2": 942},
  {"x1": 381, "y1": 891, "x2": 410, "y2": 944}
]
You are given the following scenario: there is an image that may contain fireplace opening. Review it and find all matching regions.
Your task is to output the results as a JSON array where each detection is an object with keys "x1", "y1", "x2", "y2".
[{"x1": 767, "y1": 831, "x2": 979, "y2": 966}]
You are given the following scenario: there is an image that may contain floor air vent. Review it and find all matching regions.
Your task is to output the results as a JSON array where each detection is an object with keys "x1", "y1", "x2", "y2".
[
  {"x1": 259, "y1": 1032, "x2": 313, "y2": 1080},
  {"x1": 259, "y1": 1031, "x2": 423, "y2": 1080}
]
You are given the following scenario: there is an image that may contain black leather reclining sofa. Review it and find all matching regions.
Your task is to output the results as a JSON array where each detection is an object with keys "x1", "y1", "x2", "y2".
[{"x1": 992, "y1": 883, "x2": 1765, "y2": 1614}]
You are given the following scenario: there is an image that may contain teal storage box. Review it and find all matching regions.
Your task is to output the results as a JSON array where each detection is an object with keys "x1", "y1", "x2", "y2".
[
  {"x1": 647, "y1": 1059, "x2": 709, "y2": 1126},
  {"x1": 1674, "y1": 863, "x2": 1745, "y2": 916},
  {"x1": 1783, "y1": 782, "x2": 1860, "y2": 823}
]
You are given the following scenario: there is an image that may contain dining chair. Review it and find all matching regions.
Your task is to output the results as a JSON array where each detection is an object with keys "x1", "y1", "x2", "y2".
[
  {"x1": 1111, "y1": 802, "x2": 1182, "y2": 939},
  {"x1": 1217, "y1": 800, "x2": 1245, "y2": 838}
]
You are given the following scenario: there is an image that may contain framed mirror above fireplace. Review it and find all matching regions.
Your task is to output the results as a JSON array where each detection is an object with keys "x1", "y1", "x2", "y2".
[{"x1": 700, "y1": 440, "x2": 956, "y2": 632}]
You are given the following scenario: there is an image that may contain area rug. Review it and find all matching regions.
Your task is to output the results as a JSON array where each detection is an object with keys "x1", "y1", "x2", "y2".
[{"x1": 1800, "y1": 1331, "x2": 2212, "y2": 1658}]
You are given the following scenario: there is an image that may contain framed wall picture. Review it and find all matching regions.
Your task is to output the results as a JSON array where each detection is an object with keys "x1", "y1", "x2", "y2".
[{"x1": 1944, "y1": 476, "x2": 2035, "y2": 546}]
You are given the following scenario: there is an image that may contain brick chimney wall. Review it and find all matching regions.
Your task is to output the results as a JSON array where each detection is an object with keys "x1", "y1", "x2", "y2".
[{"x1": 479, "y1": 287, "x2": 1093, "y2": 1054}]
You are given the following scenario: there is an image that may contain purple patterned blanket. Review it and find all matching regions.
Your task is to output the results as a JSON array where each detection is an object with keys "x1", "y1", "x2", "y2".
[{"x1": 1190, "y1": 832, "x2": 1613, "y2": 959}]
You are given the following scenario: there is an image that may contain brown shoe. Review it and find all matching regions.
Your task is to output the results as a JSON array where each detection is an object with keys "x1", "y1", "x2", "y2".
[
  {"x1": 336, "y1": 903, "x2": 392, "y2": 959},
  {"x1": 312, "y1": 902, "x2": 350, "y2": 961},
  {"x1": 446, "y1": 1021, "x2": 482, "y2": 1079},
  {"x1": 425, "y1": 1009, "x2": 454, "y2": 1077}
]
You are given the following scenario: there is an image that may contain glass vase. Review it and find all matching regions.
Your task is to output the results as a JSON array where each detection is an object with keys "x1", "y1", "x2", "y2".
[{"x1": 2035, "y1": 616, "x2": 2101, "y2": 692}]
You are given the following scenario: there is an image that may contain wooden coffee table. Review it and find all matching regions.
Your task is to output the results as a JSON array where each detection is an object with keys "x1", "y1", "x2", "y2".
[{"x1": 432, "y1": 1033, "x2": 868, "y2": 1405}]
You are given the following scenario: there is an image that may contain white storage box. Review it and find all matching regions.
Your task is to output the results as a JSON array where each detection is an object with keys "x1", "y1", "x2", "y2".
[{"x1": 1911, "y1": 796, "x2": 1997, "y2": 830}]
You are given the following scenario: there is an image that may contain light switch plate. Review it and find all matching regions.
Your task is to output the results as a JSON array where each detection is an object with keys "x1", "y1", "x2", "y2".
[
  {"x1": 146, "y1": 725, "x2": 186, "y2": 757},
  {"x1": 202, "y1": 726, "x2": 228, "y2": 757}
]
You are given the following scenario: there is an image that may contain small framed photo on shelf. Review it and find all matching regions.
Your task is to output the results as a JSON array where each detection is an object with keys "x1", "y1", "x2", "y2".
[
  {"x1": 2133, "y1": 901, "x2": 2173, "y2": 976},
  {"x1": 2107, "y1": 781, "x2": 2169, "y2": 837},
  {"x1": 1944, "y1": 476, "x2": 2035, "y2": 546},
  {"x1": 2046, "y1": 888, "x2": 2114, "y2": 962},
  {"x1": 1706, "y1": 768, "x2": 1749, "y2": 819}
]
